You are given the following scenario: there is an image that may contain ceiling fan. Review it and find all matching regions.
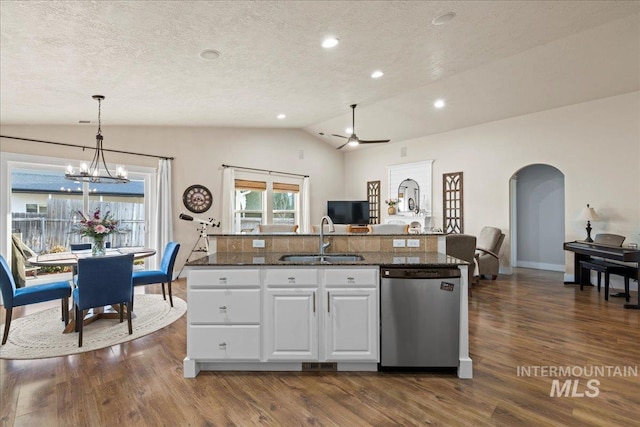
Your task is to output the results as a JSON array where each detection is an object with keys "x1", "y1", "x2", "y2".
[{"x1": 332, "y1": 104, "x2": 390, "y2": 149}]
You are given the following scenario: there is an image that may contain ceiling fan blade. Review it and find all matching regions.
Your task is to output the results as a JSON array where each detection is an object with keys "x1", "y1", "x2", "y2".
[
  {"x1": 359, "y1": 139, "x2": 391, "y2": 144},
  {"x1": 336, "y1": 141, "x2": 350, "y2": 149},
  {"x1": 331, "y1": 134, "x2": 349, "y2": 139}
]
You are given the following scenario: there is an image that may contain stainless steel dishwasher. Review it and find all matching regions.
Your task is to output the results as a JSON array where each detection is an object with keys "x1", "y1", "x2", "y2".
[{"x1": 380, "y1": 267, "x2": 461, "y2": 369}]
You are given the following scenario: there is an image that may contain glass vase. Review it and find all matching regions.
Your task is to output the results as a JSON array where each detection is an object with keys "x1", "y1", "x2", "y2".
[{"x1": 92, "y1": 237, "x2": 106, "y2": 256}]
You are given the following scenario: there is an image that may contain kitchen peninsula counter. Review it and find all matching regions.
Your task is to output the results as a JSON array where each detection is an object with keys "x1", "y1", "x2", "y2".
[
  {"x1": 183, "y1": 235, "x2": 472, "y2": 380},
  {"x1": 185, "y1": 251, "x2": 466, "y2": 267}
]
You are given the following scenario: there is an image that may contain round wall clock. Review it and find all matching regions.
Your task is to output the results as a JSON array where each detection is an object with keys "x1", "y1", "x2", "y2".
[{"x1": 182, "y1": 185, "x2": 212, "y2": 213}]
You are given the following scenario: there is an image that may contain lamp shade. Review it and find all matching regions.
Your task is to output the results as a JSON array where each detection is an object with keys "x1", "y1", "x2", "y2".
[{"x1": 578, "y1": 204, "x2": 601, "y2": 221}]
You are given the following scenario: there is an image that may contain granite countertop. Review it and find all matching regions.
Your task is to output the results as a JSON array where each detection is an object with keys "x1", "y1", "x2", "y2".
[{"x1": 185, "y1": 251, "x2": 468, "y2": 267}]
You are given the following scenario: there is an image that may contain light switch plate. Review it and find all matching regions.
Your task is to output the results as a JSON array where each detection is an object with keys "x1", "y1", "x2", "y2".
[
  {"x1": 407, "y1": 239, "x2": 420, "y2": 248},
  {"x1": 393, "y1": 239, "x2": 406, "y2": 248},
  {"x1": 252, "y1": 239, "x2": 265, "y2": 248}
]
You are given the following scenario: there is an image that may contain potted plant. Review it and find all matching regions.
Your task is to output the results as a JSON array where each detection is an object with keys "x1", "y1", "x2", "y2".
[
  {"x1": 72, "y1": 208, "x2": 120, "y2": 256},
  {"x1": 385, "y1": 199, "x2": 398, "y2": 215}
]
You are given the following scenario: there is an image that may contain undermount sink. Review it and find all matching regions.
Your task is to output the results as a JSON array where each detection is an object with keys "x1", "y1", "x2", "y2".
[{"x1": 279, "y1": 254, "x2": 365, "y2": 263}]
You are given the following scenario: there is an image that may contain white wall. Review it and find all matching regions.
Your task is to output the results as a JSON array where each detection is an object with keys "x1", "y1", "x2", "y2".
[
  {"x1": 0, "y1": 125, "x2": 346, "y2": 270},
  {"x1": 343, "y1": 92, "x2": 640, "y2": 277},
  {"x1": 2, "y1": 92, "x2": 638, "y2": 278}
]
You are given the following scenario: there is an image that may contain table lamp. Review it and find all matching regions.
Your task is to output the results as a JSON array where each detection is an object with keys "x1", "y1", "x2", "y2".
[{"x1": 578, "y1": 204, "x2": 600, "y2": 242}]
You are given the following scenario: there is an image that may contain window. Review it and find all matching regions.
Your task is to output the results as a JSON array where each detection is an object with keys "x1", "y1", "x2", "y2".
[
  {"x1": 234, "y1": 179, "x2": 266, "y2": 233},
  {"x1": 232, "y1": 174, "x2": 301, "y2": 233},
  {"x1": 272, "y1": 182, "x2": 299, "y2": 226},
  {"x1": 2, "y1": 153, "x2": 153, "y2": 258}
]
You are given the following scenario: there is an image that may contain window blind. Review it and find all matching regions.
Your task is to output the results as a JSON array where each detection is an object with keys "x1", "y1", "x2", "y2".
[
  {"x1": 235, "y1": 179, "x2": 267, "y2": 190},
  {"x1": 273, "y1": 182, "x2": 299, "y2": 193}
]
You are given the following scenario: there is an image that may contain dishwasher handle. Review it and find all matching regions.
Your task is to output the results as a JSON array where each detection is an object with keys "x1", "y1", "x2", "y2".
[{"x1": 381, "y1": 268, "x2": 461, "y2": 279}]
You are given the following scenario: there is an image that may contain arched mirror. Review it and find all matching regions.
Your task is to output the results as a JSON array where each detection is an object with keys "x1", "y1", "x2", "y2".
[{"x1": 397, "y1": 178, "x2": 419, "y2": 213}]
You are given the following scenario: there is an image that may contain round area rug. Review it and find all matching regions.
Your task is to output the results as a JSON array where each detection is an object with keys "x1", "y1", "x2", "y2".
[{"x1": 1, "y1": 294, "x2": 186, "y2": 360}]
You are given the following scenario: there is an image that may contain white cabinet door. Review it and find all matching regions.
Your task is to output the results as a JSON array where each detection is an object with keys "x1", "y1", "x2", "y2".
[
  {"x1": 264, "y1": 288, "x2": 318, "y2": 360},
  {"x1": 324, "y1": 288, "x2": 378, "y2": 361}
]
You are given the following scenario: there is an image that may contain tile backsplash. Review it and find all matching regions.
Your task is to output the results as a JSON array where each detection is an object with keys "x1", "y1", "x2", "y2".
[{"x1": 214, "y1": 234, "x2": 440, "y2": 253}]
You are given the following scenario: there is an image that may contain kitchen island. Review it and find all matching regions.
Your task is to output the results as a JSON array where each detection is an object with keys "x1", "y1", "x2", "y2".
[{"x1": 183, "y1": 239, "x2": 471, "y2": 379}]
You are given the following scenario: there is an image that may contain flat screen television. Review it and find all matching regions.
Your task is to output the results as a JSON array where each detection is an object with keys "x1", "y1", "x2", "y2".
[{"x1": 327, "y1": 200, "x2": 370, "y2": 225}]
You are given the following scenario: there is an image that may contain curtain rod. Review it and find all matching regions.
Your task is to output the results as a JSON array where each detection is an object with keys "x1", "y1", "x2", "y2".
[
  {"x1": 222, "y1": 164, "x2": 309, "y2": 178},
  {"x1": 0, "y1": 135, "x2": 174, "y2": 161}
]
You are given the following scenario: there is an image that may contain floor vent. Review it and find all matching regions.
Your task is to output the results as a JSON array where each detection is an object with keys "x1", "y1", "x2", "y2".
[{"x1": 302, "y1": 362, "x2": 337, "y2": 371}]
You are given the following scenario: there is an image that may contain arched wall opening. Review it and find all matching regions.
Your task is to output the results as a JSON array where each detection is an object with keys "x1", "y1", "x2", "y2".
[{"x1": 510, "y1": 164, "x2": 565, "y2": 272}]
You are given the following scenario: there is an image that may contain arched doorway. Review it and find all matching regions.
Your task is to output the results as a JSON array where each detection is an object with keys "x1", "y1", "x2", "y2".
[{"x1": 510, "y1": 164, "x2": 565, "y2": 272}]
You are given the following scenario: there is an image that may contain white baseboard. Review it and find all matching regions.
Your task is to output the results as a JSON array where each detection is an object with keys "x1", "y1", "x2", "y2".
[{"x1": 516, "y1": 261, "x2": 565, "y2": 272}]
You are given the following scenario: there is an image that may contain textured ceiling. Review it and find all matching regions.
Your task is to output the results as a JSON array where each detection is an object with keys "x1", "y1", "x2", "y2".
[{"x1": 1, "y1": 1, "x2": 639, "y2": 148}]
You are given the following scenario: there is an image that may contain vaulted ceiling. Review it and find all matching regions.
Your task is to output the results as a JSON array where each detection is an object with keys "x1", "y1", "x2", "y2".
[{"x1": 1, "y1": 1, "x2": 638, "y2": 149}]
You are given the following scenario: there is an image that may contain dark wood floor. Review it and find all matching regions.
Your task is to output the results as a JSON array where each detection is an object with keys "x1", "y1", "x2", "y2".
[{"x1": 1, "y1": 269, "x2": 638, "y2": 426}]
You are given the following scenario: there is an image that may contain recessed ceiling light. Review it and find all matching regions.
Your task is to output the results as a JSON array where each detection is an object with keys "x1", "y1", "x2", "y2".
[
  {"x1": 434, "y1": 99, "x2": 446, "y2": 109},
  {"x1": 277, "y1": 113, "x2": 287, "y2": 120},
  {"x1": 322, "y1": 37, "x2": 339, "y2": 48},
  {"x1": 371, "y1": 70, "x2": 384, "y2": 79},
  {"x1": 199, "y1": 49, "x2": 221, "y2": 60},
  {"x1": 432, "y1": 12, "x2": 456, "y2": 25}
]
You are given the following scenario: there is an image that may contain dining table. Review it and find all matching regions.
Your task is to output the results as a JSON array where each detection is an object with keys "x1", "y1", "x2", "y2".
[{"x1": 28, "y1": 247, "x2": 156, "y2": 333}]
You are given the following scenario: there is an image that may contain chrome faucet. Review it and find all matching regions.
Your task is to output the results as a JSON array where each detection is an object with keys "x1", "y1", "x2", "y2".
[{"x1": 319, "y1": 215, "x2": 335, "y2": 255}]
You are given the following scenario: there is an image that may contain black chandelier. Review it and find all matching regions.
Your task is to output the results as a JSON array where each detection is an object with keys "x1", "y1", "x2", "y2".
[{"x1": 65, "y1": 95, "x2": 129, "y2": 184}]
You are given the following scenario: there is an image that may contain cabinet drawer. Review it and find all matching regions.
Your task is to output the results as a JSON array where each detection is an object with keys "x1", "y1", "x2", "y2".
[
  {"x1": 189, "y1": 269, "x2": 260, "y2": 288},
  {"x1": 265, "y1": 269, "x2": 318, "y2": 286},
  {"x1": 188, "y1": 325, "x2": 261, "y2": 360},
  {"x1": 324, "y1": 268, "x2": 378, "y2": 287},
  {"x1": 189, "y1": 289, "x2": 261, "y2": 324}
]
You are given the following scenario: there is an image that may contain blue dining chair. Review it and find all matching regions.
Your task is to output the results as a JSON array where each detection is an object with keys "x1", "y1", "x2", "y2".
[
  {"x1": 0, "y1": 254, "x2": 72, "y2": 345},
  {"x1": 74, "y1": 254, "x2": 134, "y2": 347},
  {"x1": 132, "y1": 242, "x2": 180, "y2": 308}
]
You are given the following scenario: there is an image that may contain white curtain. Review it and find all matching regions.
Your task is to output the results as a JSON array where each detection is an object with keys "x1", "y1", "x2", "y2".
[
  {"x1": 221, "y1": 167, "x2": 235, "y2": 233},
  {"x1": 301, "y1": 176, "x2": 311, "y2": 233},
  {"x1": 155, "y1": 159, "x2": 173, "y2": 269}
]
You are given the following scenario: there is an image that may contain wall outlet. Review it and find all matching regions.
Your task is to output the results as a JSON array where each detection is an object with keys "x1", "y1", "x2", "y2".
[
  {"x1": 252, "y1": 239, "x2": 265, "y2": 248},
  {"x1": 393, "y1": 239, "x2": 406, "y2": 248},
  {"x1": 407, "y1": 239, "x2": 420, "y2": 248}
]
